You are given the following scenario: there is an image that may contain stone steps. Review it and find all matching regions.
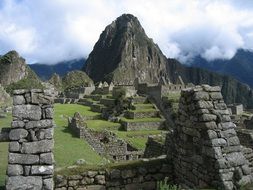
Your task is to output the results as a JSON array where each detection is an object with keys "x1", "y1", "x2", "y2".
[
  {"x1": 121, "y1": 118, "x2": 165, "y2": 131},
  {"x1": 78, "y1": 98, "x2": 95, "y2": 106},
  {"x1": 125, "y1": 110, "x2": 159, "y2": 119}
]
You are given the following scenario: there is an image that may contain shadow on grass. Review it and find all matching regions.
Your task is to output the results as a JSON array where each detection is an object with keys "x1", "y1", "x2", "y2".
[
  {"x1": 0, "y1": 185, "x2": 4, "y2": 190},
  {"x1": 61, "y1": 126, "x2": 79, "y2": 138}
]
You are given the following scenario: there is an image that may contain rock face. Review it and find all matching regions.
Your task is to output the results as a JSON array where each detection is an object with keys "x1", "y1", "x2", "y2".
[
  {"x1": 0, "y1": 84, "x2": 11, "y2": 105},
  {"x1": 84, "y1": 14, "x2": 169, "y2": 84},
  {"x1": 0, "y1": 51, "x2": 29, "y2": 86}
]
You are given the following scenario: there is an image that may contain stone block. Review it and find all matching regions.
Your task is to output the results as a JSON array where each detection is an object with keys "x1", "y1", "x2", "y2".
[
  {"x1": 6, "y1": 176, "x2": 43, "y2": 190},
  {"x1": 31, "y1": 165, "x2": 53, "y2": 175},
  {"x1": 110, "y1": 169, "x2": 121, "y2": 179},
  {"x1": 11, "y1": 121, "x2": 25, "y2": 128},
  {"x1": 13, "y1": 105, "x2": 41, "y2": 120},
  {"x1": 24, "y1": 166, "x2": 31, "y2": 176},
  {"x1": 121, "y1": 169, "x2": 136, "y2": 179},
  {"x1": 196, "y1": 101, "x2": 213, "y2": 109},
  {"x1": 25, "y1": 119, "x2": 53, "y2": 129},
  {"x1": 21, "y1": 139, "x2": 54, "y2": 154},
  {"x1": 43, "y1": 178, "x2": 54, "y2": 190},
  {"x1": 13, "y1": 95, "x2": 26, "y2": 105},
  {"x1": 202, "y1": 85, "x2": 221, "y2": 92},
  {"x1": 9, "y1": 129, "x2": 28, "y2": 140},
  {"x1": 7, "y1": 164, "x2": 23, "y2": 176},
  {"x1": 31, "y1": 92, "x2": 53, "y2": 105},
  {"x1": 86, "y1": 185, "x2": 105, "y2": 190},
  {"x1": 227, "y1": 136, "x2": 240, "y2": 146},
  {"x1": 193, "y1": 91, "x2": 209, "y2": 101},
  {"x1": 226, "y1": 152, "x2": 246, "y2": 167},
  {"x1": 199, "y1": 114, "x2": 217, "y2": 122},
  {"x1": 45, "y1": 107, "x2": 54, "y2": 119},
  {"x1": 95, "y1": 175, "x2": 105, "y2": 185},
  {"x1": 9, "y1": 153, "x2": 39, "y2": 164},
  {"x1": 40, "y1": 153, "x2": 54, "y2": 165},
  {"x1": 210, "y1": 92, "x2": 223, "y2": 100},
  {"x1": 9, "y1": 142, "x2": 20, "y2": 152}
]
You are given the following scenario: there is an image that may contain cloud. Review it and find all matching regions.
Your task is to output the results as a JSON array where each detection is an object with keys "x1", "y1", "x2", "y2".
[{"x1": 0, "y1": 0, "x2": 253, "y2": 64}]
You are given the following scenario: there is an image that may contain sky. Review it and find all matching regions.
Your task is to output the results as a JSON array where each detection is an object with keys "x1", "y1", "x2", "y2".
[{"x1": 0, "y1": 0, "x2": 253, "y2": 64}]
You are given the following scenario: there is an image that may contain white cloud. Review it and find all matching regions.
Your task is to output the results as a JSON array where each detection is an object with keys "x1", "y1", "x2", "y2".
[{"x1": 0, "y1": 0, "x2": 253, "y2": 64}]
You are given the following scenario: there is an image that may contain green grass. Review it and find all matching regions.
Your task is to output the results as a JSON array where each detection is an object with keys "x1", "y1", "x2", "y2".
[
  {"x1": 0, "y1": 112, "x2": 12, "y2": 129},
  {"x1": 54, "y1": 104, "x2": 103, "y2": 168},
  {"x1": 114, "y1": 130, "x2": 162, "y2": 150},
  {"x1": 134, "y1": 103, "x2": 154, "y2": 108},
  {"x1": 0, "y1": 142, "x2": 8, "y2": 188},
  {"x1": 86, "y1": 120, "x2": 121, "y2": 131},
  {"x1": 130, "y1": 108, "x2": 157, "y2": 113},
  {"x1": 121, "y1": 117, "x2": 163, "y2": 123},
  {"x1": 166, "y1": 92, "x2": 181, "y2": 103}
]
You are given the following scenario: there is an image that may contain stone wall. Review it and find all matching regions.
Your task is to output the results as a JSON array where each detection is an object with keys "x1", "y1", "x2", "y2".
[
  {"x1": 55, "y1": 157, "x2": 172, "y2": 190},
  {"x1": 6, "y1": 89, "x2": 54, "y2": 190},
  {"x1": 68, "y1": 113, "x2": 143, "y2": 161},
  {"x1": 236, "y1": 129, "x2": 253, "y2": 150},
  {"x1": 121, "y1": 120, "x2": 165, "y2": 131},
  {"x1": 144, "y1": 135, "x2": 166, "y2": 158},
  {"x1": 173, "y1": 85, "x2": 252, "y2": 189},
  {"x1": 228, "y1": 104, "x2": 244, "y2": 115}
]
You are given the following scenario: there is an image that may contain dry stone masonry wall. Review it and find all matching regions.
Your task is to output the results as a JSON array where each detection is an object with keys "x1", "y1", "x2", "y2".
[
  {"x1": 6, "y1": 89, "x2": 54, "y2": 190},
  {"x1": 173, "y1": 85, "x2": 253, "y2": 189}
]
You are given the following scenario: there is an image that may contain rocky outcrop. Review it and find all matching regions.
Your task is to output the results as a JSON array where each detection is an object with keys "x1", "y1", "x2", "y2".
[
  {"x1": 0, "y1": 51, "x2": 33, "y2": 86},
  {"x1": 48, "y1": 73, "x2": 62, "y2": 91},
  {"x1": 84, "y1": 14, "x2": 169, "y2": 85},
  {"x1": 62, "y1": 70, "x2": 94, "y2": 90},
  {"x1": 0, "y1": 84, "x2": 11, "y2": 105}
]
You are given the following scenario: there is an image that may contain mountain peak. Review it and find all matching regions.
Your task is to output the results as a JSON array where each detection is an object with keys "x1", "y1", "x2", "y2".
[{"x1": 84, "y1": 14, "x2": 168, "y2": 84}]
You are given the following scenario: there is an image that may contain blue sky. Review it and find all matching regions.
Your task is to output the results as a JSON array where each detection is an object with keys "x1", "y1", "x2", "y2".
[{"x1": 0, "y1": 0, "x2": 253, "y2": 64}]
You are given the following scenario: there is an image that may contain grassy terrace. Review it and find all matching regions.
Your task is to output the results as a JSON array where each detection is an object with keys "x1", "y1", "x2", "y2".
[
  {"x1": 120, "y1": 117, "x2": 163, "y2": 123},
  {"x1": 86, "y1": 120, "x2": 121, "y2": 131}
]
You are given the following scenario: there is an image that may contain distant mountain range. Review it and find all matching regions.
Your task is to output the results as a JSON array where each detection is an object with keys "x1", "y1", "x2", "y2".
[
  {"x1": 29, "y1": 59, "x2": 85, "y2": 80},
  {"x1": 190, "y1": 49, "x2": 253, "y2": 88}
]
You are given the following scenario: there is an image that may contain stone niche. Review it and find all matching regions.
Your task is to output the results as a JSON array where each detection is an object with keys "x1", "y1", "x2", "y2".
[
  {"x1": 6, "y1": 89, "x2": 54, "y2": 190},
  {"x1": 173, "y1": 85, "x2": 252, "y2": 190}
]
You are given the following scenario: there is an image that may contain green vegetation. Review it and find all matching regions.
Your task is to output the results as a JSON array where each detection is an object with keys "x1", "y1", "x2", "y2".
[
  {"x1": 0, "y1": 113, "x2": 12, "y2": 129},
  {"x1": 55, "y1": 158, "x2": 166, "y2": 176},
  {"x1": 115, "y1": 130, "x2": 162, "y2": 150},
  {"x1": 121, "y1": 117, "x2": 163, "y2": 123},
  {"x1": 53, "y1": 104, "x2": 103, "y2": 167},
  {"x1": 86, "y1": 120, "x2": 121, "y2": 131},
  {"x1": 5, "y1": 70, "x2": 43, "y2": 94},
  {"x1": 158, "y1": 178, "x2": 180, "y2": 190},
  {"x1": 166, "y1": 92, "x2": 181, "y2": 103},
  {"x1": 0, "y1": 142, "x2": 8, "y2": 188},
  {"x1": 62, "y1": 70, "x2": 93, "y2": 90},
  {"x1": 130, "y1": 108, "x2": 156, "y2": 113}
]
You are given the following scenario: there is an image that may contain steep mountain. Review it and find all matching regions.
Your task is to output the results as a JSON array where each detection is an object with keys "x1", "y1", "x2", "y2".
[
  {"x1": 83, "y1": 14, "x2": 169, "y2": 84},
  {"x1": 82, "y1": 14, "x2": 253, "y2": 108},
  {"x1": 0, "y1": 51, "x2": 42, "y2": 93},
  {"x1": 191, "y1": 49, "x2": 253, "y2": 88},
  {"x1": 48, "y1": 73, "x2": 63, "y2": 91},
  {"x1": 30, "y1": 58, "x2": 85, "y2": 80}
]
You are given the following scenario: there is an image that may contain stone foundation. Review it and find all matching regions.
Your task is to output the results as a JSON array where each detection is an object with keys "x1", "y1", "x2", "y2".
[
  {"x1": 6, "y1": 89, "x2": 54, "y2": 190},
  {"x1": 55, "y1": 157, "x2": 172, "y2": 190}
]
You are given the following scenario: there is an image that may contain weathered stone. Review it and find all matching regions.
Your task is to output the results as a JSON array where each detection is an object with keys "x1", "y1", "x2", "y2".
[
  {"x1": 7, "y1": 164, "x2": 23, "y2": 176},
  {"x1": 31, "y1": 92, "x2": 53, "y2": 105},
  {"x1": 220, "y1": 129, "x2": 237, "y2": 138},
  {"x1": 9, "y1": 142, "x2": 20, "y2": 152},
  {"x1": 207, "y1": 130, "x2": 217, "y2": 139},
  {"x1": 202, "y1": 85, "x2": 221, "y2": 92},
  {"x1": 43, "y1": 178, "x2": 54, "y2": 190},
  {"x1": 226, "y1": 152, "x2": 246, "y2": 167},
  {"x1": 193, "y1": 91, "x2": 209, "y2": 101},
  {"x1": 68, "y1": 180, "x2": 79, "y2": 186},
  {"x1": 31, "y1": 165, "x2": 53, "y2": 175},
  {"x1": 55, "y1": 175, "x2": 67, "y2": 187},
  {"x1": 25, "y1": 119, "x2": 53, "y2": 129},
  {"x1": 9, "y1": 153, "x2": 39, "y2": 164},
  {"x1": 9, "y1": 129, "x2": 28, "y2": 140},
  {"x1": 241, "y1": 165, "x2": 251, "y2": 175},
  {"x1": 13, "y1": 89, "x2": 28, "y2": 95},
  {"x1": 13, "y1": 95, "x2": 26, "y2": 105},
  {"x1": 21, "y1": 139, "x2": 54, "y2": 154},
  {"x1": 110, "y1": 169, "x2": 121, "y2": 179},
  {"x1": 11, "y1": 121, "x2": 25, "y2": 128},
  {"x1": 227, "y1": 136, "x2": 240, "y2": 146},
  {"x1": 86, "y1": 185, "x2": 105, "y2": 190},
  {"x1": 40, "y1": 153, "x2": 54, "y2": 165},
  {"x1": 210, "y1": 92, "x2": 223, "y2": 100},
  {"x1": 215, "y1": 158, "x2": 230, "y2": 169},
  {"x1": 45, "y1": 107, "x2": 54, "y2": 119},
  {"x1": 95, "y1": 175, "x2": 106, "y2": 185},
  {"x1": 13, "y1": 105, "x2": 41, "y2": 120},
  {"x1": 87, "y1": 171, "x2": 97, "y2": 177},
  {"x1": 6, "y1": 176, "x2": 42, "y2": 190},
  {"x1": 182, "y1": 127, "x2": 200, "y2": 137},
  {"x1": 199, "y1": 114, "x2": 217, "y2": 122},
  {"x1": 121, "y1": 169, "x2": 136, "y2": 179},
  {"x1": 196, "y1": 101, "x2": 213, "y2": 109},
  {"x1": 218, "y1": 122, "x2": 235, "y2": 130},
  {"x1": 204, "y1": 146, "x2": 222, "y2": 159}
]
